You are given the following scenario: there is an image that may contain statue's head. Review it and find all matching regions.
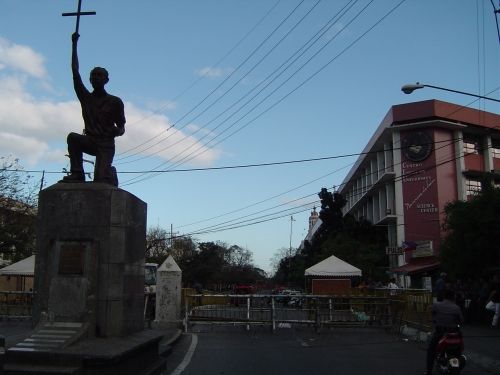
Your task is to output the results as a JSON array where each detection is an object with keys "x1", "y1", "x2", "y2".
[{"x1": 89, "y1": 67, "x2": 109, "y2": 89}]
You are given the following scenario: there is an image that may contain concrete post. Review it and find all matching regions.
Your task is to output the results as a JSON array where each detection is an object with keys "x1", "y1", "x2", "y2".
[{"x1": 154, "y1": 256, "x2": 182, "y2": 328}]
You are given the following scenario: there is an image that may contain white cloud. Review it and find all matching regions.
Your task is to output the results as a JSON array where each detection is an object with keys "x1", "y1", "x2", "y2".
[
  {"x1": 195, "y1": 66, "x2": 228, "y2": 78},
  {"x1": 116, "y1": 104, "x2": 221, "y2": 168},
  {"x1": 0, "y1": 65, "x2": 220, "y2": 170},
  {"x1": 0, "y1": 37, "x2": 47, "y2": 78},
  {"x1": 144, "y1": 99, "x2": 177, "y2": 112},
  {"x1": 0, "y1": 36, "x2": 221, "y2": 171}
]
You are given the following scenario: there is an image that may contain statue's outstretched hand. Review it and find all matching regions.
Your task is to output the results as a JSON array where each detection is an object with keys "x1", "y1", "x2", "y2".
[
  {"x1": 115, "y1": 127, "x2": 125, "y2": 137},
  {"x1": 72, "y1": 32, "x2": 80, "y2": 44}
]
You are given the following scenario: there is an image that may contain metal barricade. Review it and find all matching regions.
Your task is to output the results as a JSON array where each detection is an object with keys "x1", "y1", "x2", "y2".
[
  {"x1": 184, "y1": 294, "x2": 396, "y2": 332},
  {"x1": 0, "y1": 291, "x2": 33, "y2": 319}
]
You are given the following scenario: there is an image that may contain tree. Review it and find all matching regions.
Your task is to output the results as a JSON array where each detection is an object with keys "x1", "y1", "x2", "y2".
[
  {"x1": 316, "y1": 188, "x2": 346, "y2": 243},
  {"x1": 145, "y1": 226, "x2": 197, "y2": 266},
  {"x1": 440, "y1": 182, "x2": 500, "y2": 278},
  {"x1": 145, "y1": 226, "x2": 170, "y2": 264},
  {"x1": 271, "y1": 247, "x2": 303, "y2": 286},
  {"x1": 314, "y1": 189, "x2": 387, "y2": 280},
  {"x1": 0, "y1": 156, "x2": 38, "y2": 262},
  {"x1": 271, "y1": 188, "x2": 388, "y2": 284},
  {"x1": 177, "y1": 241, "x2": 266, "y2": 289}
]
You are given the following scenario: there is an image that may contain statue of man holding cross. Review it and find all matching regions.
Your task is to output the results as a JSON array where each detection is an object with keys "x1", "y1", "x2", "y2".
[{"x1": 60, "y1": 1, "x2": 125, "y2": 186}]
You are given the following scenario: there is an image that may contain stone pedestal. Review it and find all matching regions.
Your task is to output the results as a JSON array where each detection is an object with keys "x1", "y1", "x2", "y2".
[
  {"x1": 154, "y1": 256, "x2": 182, "y2": 327},
  {"x1": 33, "y1": 183, "x2": 146, "y2": 338}
]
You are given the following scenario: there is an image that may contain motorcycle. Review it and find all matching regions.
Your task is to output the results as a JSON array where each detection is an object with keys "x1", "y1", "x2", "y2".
[{"x1": 435, "y1": 328, "x2": 467, "y2": 374}]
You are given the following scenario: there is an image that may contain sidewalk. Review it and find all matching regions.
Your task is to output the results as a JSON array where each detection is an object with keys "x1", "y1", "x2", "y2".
[
  {"x1": 0, "y1": 320, "x2": 183, "y2": 372},
  {"x1": 0, "y1": 320, "x2": 182, "y2": 350}
]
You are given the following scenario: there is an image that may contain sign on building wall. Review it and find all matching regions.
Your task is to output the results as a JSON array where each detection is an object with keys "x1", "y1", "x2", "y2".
[
  {"x1": 412, "y1": 240, "x2": 433, "y2": 258},
  {"x1": 400, "y1": 130, "x2": 441, "y2": 258},
  {"x1": 385, "y1": 246, "x2": 403, "y2": 255}
]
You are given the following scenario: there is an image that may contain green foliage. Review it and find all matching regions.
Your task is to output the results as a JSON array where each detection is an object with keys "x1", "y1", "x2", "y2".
[
  {"x1": 145, "y1": 226, "x2": 170, "y2": 264},
  {"x1": 146, "y1": 233, "x2": 267, "y2": 289},
  {"x1": 440, "y1": 184, "x2": 500, "y2": 278},
  {"x1": 0, "y1": 156, "x2": 38, "y2": 262},
  {"x1": 273, "y1": 188, "x2": 388, "y2": 284}
]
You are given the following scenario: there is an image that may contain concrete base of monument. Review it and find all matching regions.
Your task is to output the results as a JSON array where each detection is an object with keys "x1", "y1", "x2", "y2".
[
  {"x1": 151, "y1": 319, "x2": 184, "y2": 331},
  {"x1": 33, "y1": 182, "x2": 147, "y2": 338},
  {"x1": 3, "y1": 328, "x2": 171, "y2": 375}
]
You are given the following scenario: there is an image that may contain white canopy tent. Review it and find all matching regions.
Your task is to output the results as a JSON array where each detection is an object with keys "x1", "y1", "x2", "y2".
[
  {"x1": 0, "y1": 255, "x2": 35, "y2": 276},
  {"x1": 304, "y1": 255, "x2": 362, "y2": 277}
]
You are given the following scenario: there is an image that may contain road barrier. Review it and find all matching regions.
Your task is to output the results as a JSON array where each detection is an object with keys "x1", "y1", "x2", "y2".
[
  {"x1": 0, "y1": 291, "x2": 33, "y2": 320},
  {"x1": 184, "y1": 293, "x2": 395, "y2": 332},
  {"x1": 183, "y1": 289, "x2": 432, "y2": 333}
]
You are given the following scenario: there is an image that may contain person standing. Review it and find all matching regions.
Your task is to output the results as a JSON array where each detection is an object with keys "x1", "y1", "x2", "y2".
[
  {"x1": 489, "y1": 274, "x2": 500, "y2": 327},
  {"x1": 434, "y1": 272, "x2": 447, "y2": 302},
  {"x1": 387, "y1": 278, "x2": 399, "y2": 296}
]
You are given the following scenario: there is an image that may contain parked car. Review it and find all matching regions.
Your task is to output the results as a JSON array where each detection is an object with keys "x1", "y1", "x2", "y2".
[{"x1": 276, "y1": 289, "x2": 302, "y2": 305}]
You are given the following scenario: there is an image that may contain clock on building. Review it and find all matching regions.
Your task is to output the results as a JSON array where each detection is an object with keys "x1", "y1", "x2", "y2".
[{"x1": 402, "y1": 131, "x2": 433, "y2": 162}]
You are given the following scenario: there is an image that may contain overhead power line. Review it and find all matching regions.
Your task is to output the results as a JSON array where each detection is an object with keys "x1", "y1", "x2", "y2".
[
  {"x1": 120, "y1": 0, "x2": 408, "y2": 187},
  {"x1": 117, "y1": 0, "x2": 366, "y2": 178},
  {"x1": 117, "y1": 0, "x2": 308, "y2": 160},
  {"x1": 179, "y1": 138, "x2": 478, "y2": 238},
  {"x1": 117, "y1": 0, "x2": 327, "y2": 167},
  {"x1": 6, "y1": 137, "x2": 468, "y2": 176},
  {"x1": 118, "y1": 0, "x2": 360, "y2": 168},
  {"x1": 170, "y1": 93, "x2": 500, "y2": 235},
  {"x1": 178, "y1": 138, "x2": 460, "y2": 236},
  {"x1": 9, "y1": 137, "x2": 454, "y2": 180}
]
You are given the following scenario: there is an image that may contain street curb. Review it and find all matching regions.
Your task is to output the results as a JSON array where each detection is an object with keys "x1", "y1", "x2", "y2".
[
  {"x1": 163, "y1": 329, "x2": 183, "y2": 347},
  {"x1": 159, "y1": 329, "x2": 183, "y2": 358}
]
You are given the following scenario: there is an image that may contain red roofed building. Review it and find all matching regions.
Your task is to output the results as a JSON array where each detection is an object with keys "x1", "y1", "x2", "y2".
[{"x1": 337, "y1": 100, "x2": 500, "y2": 288}]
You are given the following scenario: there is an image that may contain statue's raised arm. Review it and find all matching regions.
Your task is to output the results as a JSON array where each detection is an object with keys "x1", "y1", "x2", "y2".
[{"x1": 72, "y1": 32, "x2": 80, "y2": 76}]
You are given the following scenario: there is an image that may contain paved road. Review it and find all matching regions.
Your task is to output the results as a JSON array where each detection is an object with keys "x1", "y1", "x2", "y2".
[{"x1": 165, "y1": 325, "x2": 488, "y2": 375}]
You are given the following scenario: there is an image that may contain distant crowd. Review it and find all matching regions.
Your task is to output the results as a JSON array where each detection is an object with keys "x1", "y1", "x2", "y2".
[
  {"x1": 352, "y1": 273, "x2": 499, "y2": 326},
  {"x1": 433, "y1": 272, "x2": 499, "y2": 326}
]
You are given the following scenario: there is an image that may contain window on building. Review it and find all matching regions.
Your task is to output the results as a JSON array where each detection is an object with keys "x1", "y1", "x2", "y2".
[
  {"x1": 466, "y1": 178, "x2": 482, "y2": 195},
  {"x1": 492, "y1": 139, "x2": 500, "y2": 159},
  {"x1": 463, "y1": 135, "x2": 483, "y2": 155}
]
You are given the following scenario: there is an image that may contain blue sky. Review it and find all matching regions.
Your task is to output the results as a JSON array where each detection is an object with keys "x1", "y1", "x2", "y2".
[{"x1": 1, "y1": 0, "x2": 499, "y2": 273}]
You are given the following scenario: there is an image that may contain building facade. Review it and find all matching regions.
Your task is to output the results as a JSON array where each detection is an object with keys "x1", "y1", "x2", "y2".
[{"x1": 337, "y1": 100, "x2": 500, "y2": 288}]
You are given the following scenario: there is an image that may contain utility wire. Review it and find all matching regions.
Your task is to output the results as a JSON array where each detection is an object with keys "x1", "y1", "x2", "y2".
[
  {"x1": 184, "y1": 205, "x2": 315, "y2": 237},
  {"x1": 178, "y1": 138, "x2": 459, "y2": 236},
  {"x1": 180, "y1": 138, "x2": 473, "y2": 238},
  {"x1": 6, "y1": 138, "x2": 469, "y2": 177},
  {"x1": 116, "y1": 0, "x2": 359, "y2": 168},
  {"x1": 120, "y1": 0, "x2": 407, "y2": 187},
  {"x1": 194, "y1": 198, "x2": 319, "y2": 234},
  {"x1": 491, "y1": 0, "x2": 500, "y2": 45},
  {"x1": 175, "y1": 164, "x2": 354, "y2": 229},
  {"x1": 117, "y1": 0, "x2": 327, "y2": 166},
  {"x1": 168, "y1": 93, "x2": 500, "y2": 233},
  {"x1": 118, "y1": 0, "x2": 373, "y2": 184},
  {"x1": 123, "y1": 0, "x2": 283, "y2": 131},
  {"x1": 117, "y1": 0, "x2": 307, "y2": 159}
]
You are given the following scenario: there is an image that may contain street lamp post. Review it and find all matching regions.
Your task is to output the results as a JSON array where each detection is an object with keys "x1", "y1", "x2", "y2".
[{"x1": 401, "y1": 83, "x2": 500, "y2": 103}]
